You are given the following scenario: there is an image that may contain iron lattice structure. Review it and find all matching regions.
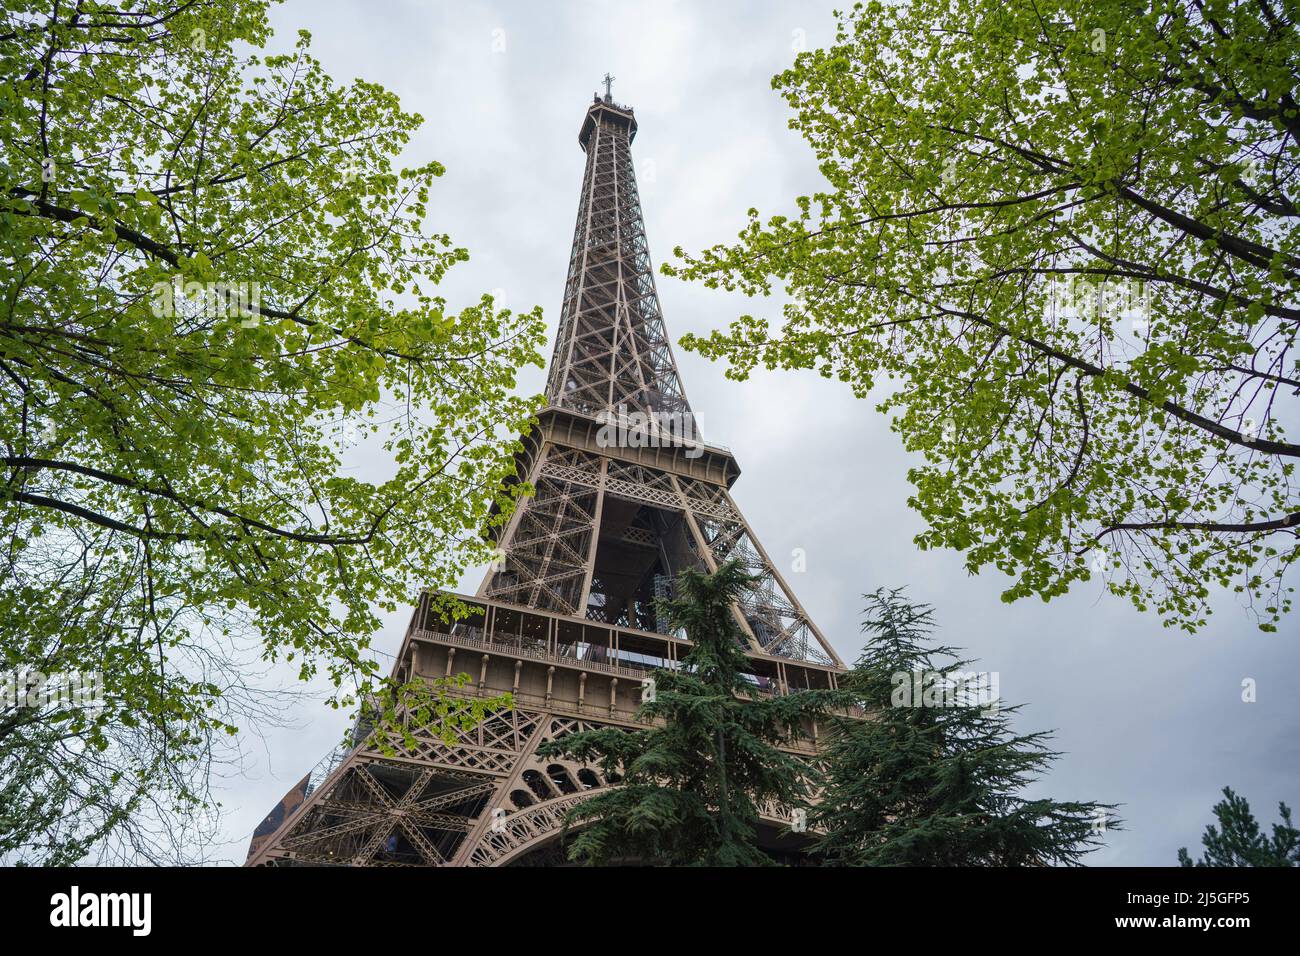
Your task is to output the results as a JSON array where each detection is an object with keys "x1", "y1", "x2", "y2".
[{"x1": 247, "y1": 91, "x2": 845, "y2": 868}]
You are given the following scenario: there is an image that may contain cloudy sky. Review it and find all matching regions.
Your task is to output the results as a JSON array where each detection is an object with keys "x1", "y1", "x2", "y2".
[{"x1": 213, "y1": 0, "x2": 1300, "y2": 865}]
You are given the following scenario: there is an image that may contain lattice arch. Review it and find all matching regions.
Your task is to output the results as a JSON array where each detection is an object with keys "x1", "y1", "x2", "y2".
[{"x1": 469, "y1": 784, "x2": 804, "y2": 867}]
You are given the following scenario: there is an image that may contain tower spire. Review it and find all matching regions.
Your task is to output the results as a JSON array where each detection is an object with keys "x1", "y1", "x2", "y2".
[
  {"x1": 548, "y1": 91, "x2": 693, "y2": 437},
  {"x1": 602, "y1": 72, "x2": 615, "y2": 101},
  {"x1": 493, "y1": 95, "x2": 836, "y2": 663}
]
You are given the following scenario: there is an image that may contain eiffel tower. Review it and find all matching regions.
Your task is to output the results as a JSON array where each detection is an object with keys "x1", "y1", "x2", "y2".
[{"x1": 246, "y1": 83, "x2": 845, "y2": 867}]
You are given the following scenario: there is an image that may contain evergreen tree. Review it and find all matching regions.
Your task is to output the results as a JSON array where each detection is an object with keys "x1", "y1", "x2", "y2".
[
  {"x1": 1179, "y1": 787, "x2": 1299, "y2": 867},
  {"x1": 811, "y1": 588, "x2": 1115, "y2": 866},
  {"x1": 536, "y1": 560, "x2": 851, "y2": 866}
]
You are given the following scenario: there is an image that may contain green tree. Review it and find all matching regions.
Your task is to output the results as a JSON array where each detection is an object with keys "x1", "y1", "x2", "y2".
[
  {"x1": 0, "y1": 0, "x2": 543, "y2": 862},
  {"x1": 1179, "y1": 786, "x2": 1299, "y2": 866},
  {"x1": 536, "y1": 560, "x2": 851, "y2": 866},
  {"x1": 667, "y1": 0, "x2": 1300, "y2": 633},
  {"x1": 812, "y1": 588, "x2": 1114, "y2": 865}
]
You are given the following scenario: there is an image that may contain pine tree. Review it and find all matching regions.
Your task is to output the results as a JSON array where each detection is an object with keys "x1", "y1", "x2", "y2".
[
  {"x1": 1179, "y1": 788, "x2": 1299, "y2": 867},
  {"x1": 811, "y1": 588, "x2": 1115, "y2": 866},
  {"x1": 536, "y1": 560, "x2": 852, "y2": 865}
]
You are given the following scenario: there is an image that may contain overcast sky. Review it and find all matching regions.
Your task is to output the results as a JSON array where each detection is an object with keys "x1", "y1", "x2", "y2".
[{"x1": 213, "y1": 0, "x2": 1300, "y2": 866}]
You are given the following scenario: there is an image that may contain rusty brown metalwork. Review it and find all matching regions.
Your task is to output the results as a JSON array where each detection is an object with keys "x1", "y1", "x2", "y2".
[{"x1": 246, "y1": 90, "x2": 843, "y2": 868}]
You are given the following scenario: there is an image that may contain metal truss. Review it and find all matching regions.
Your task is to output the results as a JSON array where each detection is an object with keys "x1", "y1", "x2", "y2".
[
  {"x1": 247, "y1": 90, "x2": 845, "y2": 867},
  {"x1": 483, "y1": 444, "x2": 839, "y2": 667},
  {"x1": 248, "y1": 692, "x2": 819, "y2": 867},
  {"x1": 545, "y1": 96, "x2": 691, "y2": 424}
]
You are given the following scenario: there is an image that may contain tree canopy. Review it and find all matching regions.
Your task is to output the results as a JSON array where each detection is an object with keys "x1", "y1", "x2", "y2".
[
  {"x1": 668, "y1": 0, "x2": 1299, "y2": 633},
  {"x1": 1179, "y1": 786, "x2": 1299, "y2": 865},
  {"x1": 0, "y1": 0, "x2": 542, "y2": 861}
]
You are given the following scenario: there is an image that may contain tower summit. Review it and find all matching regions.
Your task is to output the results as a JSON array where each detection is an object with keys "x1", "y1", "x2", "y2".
[{"x1": 247, "y1": 91, "x2": 844, "y2": 867}]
